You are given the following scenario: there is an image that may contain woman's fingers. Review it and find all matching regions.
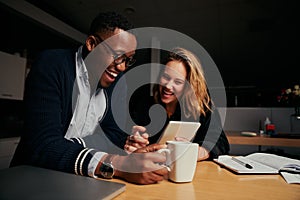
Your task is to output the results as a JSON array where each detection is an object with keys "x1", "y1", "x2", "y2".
[
  {"x1": 174, "y1": 136, "x2": 189, "y2": 142},
  {"x1": 132, "y1": 125, "x2": 147, "y2": 134},
  {"x1": 128, "y1": 131, "x2": 149, "y2": 145},
  {"x1": 124, "y1": 126, "x2": 150, "y2": 153}
]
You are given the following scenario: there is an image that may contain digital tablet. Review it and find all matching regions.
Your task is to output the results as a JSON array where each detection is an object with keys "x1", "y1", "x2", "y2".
[{"x1": 157, "y1": 121, "x2": 201, "y2": 144}]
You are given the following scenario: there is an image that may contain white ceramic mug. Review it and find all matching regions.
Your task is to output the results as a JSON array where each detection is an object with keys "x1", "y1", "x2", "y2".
[{"x1": 158, "y1": 141, "x2": 199, "y2": 183}]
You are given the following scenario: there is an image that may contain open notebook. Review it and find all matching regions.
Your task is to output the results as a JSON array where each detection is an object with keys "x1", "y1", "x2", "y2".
[
  {"x1": 214, "y1": 153, "x2": 300, "y2": 184},
  {"x1": 0, "y1": 165, "x2": 125, "y2": 200}
]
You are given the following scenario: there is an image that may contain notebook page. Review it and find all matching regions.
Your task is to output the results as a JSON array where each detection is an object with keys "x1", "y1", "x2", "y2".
[
  {"x1": 280, "y1": 172, "x2": 300, "y2": 184},
  {"x1": 216, "y1": 155, "x2": 278, "y2": 174},
  {"x1": 246, "y1": 153, "x2": 300, "y2": 170}
]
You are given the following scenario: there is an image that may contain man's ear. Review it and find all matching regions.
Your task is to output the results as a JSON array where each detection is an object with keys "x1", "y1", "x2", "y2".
[{"x1": 86, "y1": 36, "x2": 97, "y2": 51}]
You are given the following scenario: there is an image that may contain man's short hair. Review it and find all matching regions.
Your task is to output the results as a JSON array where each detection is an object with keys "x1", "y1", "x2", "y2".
[{"x1": 88, "y1": 11, "x2": 134, "y2": 35}]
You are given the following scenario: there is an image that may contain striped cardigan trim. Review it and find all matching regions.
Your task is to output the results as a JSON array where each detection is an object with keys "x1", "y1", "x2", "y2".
[{"x1": 74, "y1": 148, "x2": 96, "y2": 175}]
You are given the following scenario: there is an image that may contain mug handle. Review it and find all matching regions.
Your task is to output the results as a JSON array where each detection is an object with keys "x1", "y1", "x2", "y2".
[{"x1": 157, "y1": 149, "x2": 171, "y2": 171}]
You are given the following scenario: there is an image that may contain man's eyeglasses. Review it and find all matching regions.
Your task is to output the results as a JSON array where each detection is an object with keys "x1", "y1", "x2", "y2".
[{"x1": 94, "y1": 35, "x2": 136, "y2": 67}]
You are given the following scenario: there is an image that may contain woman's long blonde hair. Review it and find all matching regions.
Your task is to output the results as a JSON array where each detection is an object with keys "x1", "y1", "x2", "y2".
[{"x1": 153, "y1": 47, "x2": 212, "y2": 119}]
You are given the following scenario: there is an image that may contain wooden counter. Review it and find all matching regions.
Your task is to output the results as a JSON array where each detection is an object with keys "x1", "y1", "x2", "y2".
[
  {"x1": 226, "y1": 131, "x2": 300, "y2": 147},
  {"x1": 111, "y1": 161, "x2": 300, "y2": 200}
]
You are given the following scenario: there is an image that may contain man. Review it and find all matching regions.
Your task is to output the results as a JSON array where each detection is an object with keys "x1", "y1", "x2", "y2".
[{"x1": 10, "y1": 11, "x2": 168, "y2": 185}]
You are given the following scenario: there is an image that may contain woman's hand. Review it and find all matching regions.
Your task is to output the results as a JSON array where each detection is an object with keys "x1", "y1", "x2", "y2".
[
  {"x1": 124, "y1": 126, "x2": 150, "y2": 153},
  {"x1": 197, "y1": 147, "x2": 209, "y2": 161},
  {"x1": 175, "y1": 137, "x2": 210, "y2": 161}
]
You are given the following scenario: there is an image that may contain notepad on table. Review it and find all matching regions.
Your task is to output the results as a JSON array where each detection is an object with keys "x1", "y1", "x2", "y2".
[{"x1": 214, "y1": 153, "x2": 300, "y2": 184}]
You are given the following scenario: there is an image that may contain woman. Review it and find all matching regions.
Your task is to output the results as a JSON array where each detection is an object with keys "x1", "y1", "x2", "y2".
[{"x1": 126, "y1": 47, "x2": 229, "y2": 160}]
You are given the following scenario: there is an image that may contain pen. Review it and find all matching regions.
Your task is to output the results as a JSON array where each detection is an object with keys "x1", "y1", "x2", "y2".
[{"x1": 231, "y1": 157, "x2": 253, "y2": 169}]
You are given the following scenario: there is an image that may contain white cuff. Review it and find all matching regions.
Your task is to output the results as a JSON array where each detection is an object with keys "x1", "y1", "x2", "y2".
[{"x1": 88, "y1": 152, "x2": 107, "y2": 178}]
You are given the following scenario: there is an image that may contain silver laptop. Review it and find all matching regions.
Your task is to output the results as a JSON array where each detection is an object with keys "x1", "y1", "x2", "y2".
[{"x1": 0, "y1": 165, "x2": 125, "y2": 200}]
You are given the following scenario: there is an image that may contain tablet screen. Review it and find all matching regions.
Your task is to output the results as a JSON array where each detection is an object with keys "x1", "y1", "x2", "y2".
[{"x1": 157, "y1": 121, "x2": 201, "y2": 144}]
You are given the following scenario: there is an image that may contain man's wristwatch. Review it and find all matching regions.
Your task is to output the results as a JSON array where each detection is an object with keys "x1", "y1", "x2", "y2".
[{"x1": 99, "y1": 155, "x2": 115, "y2": 179}]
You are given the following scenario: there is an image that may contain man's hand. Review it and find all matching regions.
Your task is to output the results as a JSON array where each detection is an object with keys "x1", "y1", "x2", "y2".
[{"x1": 114, "y1": 144, "x2": 169, "y2": 184}]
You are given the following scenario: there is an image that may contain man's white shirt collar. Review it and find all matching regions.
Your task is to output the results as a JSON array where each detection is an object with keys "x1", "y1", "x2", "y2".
[{"x1": 65, "y1": 46, "x2": 107, "y2": 139}]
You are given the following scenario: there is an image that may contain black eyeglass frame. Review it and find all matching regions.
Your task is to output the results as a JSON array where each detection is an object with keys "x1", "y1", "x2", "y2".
[{"x1": 93, "y1": 35, "x2": 136, "y2": 67}]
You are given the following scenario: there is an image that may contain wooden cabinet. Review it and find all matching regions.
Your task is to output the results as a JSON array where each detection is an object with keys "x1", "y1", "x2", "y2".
[{"x1": 0, "y1": 51, "x2": 27, "y2": 100}]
